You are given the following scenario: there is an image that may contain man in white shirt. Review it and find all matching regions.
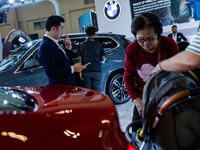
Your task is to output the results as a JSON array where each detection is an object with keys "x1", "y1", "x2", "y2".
[{"x1": 168, "y1": 25, "x2": 187, "y2": 43}]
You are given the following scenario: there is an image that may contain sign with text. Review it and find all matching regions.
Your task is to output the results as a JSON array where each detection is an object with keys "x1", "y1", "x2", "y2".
[
  {"x1": 3, "y1": 29, "x2": 31, "y2": 58},
  {"x1": 129, "y1": 0, "x2": 193, "y2": 26},
  {"x1": 131, "y1": 0, "x2": 171, "y2": 17}
]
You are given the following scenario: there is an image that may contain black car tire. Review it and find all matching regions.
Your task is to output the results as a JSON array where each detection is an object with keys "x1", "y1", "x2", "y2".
[{"x1": 108, "y1": 73, "x2": 130, "y2": 104}]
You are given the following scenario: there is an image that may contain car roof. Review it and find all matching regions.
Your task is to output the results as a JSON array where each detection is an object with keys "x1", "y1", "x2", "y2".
[
  {"x1": 29, "y1": 33, "x2": 126, "y2": 42},
  {"x1": 68, "y1": 32, "x2": 126, "y2": 38}
]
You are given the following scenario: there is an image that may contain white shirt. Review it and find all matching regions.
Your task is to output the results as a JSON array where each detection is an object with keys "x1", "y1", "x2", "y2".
[
  {"x1": 44, "y1": 34, "x2": 74, "y2": 73},
  {"x1": 186, "y1": 29, "x2": 200, "y2": 55},
  {"x1": 172, "y1": 33, "x2": 177, "y2": 43}
]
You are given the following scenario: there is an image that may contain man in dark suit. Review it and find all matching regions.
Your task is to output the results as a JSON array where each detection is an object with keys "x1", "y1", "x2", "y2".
[
  {"x1": 39, "y1": 15, "x2": 87, "y2": 85},
  {"x1": 168, "y1": 25, "x2": 187, "y2": 43}
]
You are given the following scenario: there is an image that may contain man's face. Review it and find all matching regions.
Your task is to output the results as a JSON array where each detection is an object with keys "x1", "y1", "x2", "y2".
[
  {"x1": 172, "y1": 27, "x2": 177, "y2": 33},
  {"x1": 53, "y1": 23, "x2": 64, "y2": 39}
]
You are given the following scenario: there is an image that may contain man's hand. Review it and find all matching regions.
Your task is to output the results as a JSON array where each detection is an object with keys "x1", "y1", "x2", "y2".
[
  {"x1": 133, "y1": 97, "x2": 143, "y2": 116},
  {"x1": 63, "y1": 34, "x2": 72, "y2": 49},
  {"x1": 73, "y1": 63, "x2": 90, "y2": 72}
]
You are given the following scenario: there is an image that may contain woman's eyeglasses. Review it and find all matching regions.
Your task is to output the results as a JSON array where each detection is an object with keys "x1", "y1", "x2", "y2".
[{"x1": 137, "y1": 38, "x2": 156, "y2": 44}]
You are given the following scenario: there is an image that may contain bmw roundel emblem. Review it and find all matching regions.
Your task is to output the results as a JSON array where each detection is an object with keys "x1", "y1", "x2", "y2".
[{"x1": 103, "y1": 0, "x2": 121, "y2": 21}]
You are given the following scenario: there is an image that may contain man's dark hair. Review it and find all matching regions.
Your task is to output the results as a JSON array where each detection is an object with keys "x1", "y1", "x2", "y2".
[
  {"x1": 172, "y1": 25, "x2": 177, "y2": 28},
  {"x1": 45, "y1": 15, "x2": 65, "y2": 31},
  {"x1": 131, "y1": 13, "x2": 163, "y2": 38},
  {"x1": 85, "y1": 26, "x2": 97, "y2": 36}
]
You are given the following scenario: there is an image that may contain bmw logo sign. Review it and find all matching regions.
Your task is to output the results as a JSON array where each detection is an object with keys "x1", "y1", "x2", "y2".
[{"x1": 103, "y1": 0, "x2": 121, "y2": 21}]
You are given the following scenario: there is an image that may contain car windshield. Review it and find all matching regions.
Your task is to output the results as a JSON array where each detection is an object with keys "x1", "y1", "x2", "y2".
[
  {"x1": 0, "y1": 41, "x2": 38, "y2": 72},
  {"x1": 0, "y1": 88, "x2": 38, "y2": 114}
]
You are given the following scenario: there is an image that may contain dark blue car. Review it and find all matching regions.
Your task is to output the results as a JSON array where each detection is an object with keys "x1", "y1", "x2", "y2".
[{"x1": 0, "y1": 33, "x2": 131, "y2": 104}]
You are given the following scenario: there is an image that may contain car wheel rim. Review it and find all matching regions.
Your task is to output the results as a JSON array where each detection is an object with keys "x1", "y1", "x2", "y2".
[{"x1": 111, "y1": 75, "x2": 130, "y2": 102}]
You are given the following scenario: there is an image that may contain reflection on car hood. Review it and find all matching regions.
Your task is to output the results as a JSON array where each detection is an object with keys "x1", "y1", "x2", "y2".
[
  {"x1": 0, "y1": 84, "x2": 132, "y2": 150},
  {"x1": 7, "y1": 84, "x2": 114, "y2": 122}
]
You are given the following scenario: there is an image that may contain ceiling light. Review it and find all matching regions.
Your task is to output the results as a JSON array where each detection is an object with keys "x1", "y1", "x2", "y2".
[
  {"x1": 8, "y1": 0, "x2": 15, "y2": 4},
  {"x1": 20, "y1": 0, "x2": 24, "y2": 4}
]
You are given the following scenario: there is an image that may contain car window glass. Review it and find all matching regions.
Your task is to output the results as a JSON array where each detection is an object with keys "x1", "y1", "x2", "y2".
[
  {"x1": 70, "y1": 38, "x2": 86, "y2": 54},
  {"x1": 59, "y1": 37, "x2": 118, "y2": 61},
  {"x1": 57, "y1": 38, "x2": 85, "y2": 64},
  {"x1": 70, "y1": 37, "x2": 118, "y2": 52},
  {"x1": 0, "y1": 41, "x2": 38, "y2": 72},
  {"x1": 95, "y1": 37, "x2": 118, "y2": 51},
  {"x1": 121, "y1": 37, "x2": 131, "y2": 49},
  {"x1": 70, "y1": 38, "x2": 86, "y2": 63},
  {"x1": 20, "y1": 49, "x2": 41, "y2": 70}
]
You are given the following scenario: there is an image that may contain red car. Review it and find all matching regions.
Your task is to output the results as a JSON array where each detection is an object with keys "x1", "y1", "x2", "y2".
[{"x1": 0, "y1": 84, "x2": 136, "y2": 150}]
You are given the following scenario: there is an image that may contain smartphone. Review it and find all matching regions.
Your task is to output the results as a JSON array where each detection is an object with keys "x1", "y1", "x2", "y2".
[{"x1": 61, "y1": 34, "x2": 67, "y2": 39}]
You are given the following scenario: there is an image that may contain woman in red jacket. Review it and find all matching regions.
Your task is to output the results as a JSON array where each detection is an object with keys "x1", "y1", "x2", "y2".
[{"x1": 124, "y1": 13, "x2": 179, "y2": 131}]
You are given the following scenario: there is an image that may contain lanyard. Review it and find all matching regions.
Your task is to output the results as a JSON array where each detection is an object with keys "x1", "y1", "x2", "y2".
[
  {"x1": 55, "y1": 41, "x2": 69, "y2": 60},
  {"x1": 45, "y1": 35, "x2": 69, "y2": 60}
]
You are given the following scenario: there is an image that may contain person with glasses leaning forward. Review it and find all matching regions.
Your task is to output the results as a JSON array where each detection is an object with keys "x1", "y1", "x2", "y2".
[
  {"x1": 152, "y1": 27, "x2": 200, "y2": 73},
  {"x1": 124, "y1": 13, "x2": 179, "y2": 131}
]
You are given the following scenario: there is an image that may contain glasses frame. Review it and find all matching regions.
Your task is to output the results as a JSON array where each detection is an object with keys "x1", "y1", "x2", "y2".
[{"x1": 136, "y1": 37, "x2": 156, "y2": 44}]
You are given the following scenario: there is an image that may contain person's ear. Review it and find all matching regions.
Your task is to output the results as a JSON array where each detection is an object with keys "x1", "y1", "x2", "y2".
[{"x1": 51, "y1": 26, "x2": 56, "y2": 31}]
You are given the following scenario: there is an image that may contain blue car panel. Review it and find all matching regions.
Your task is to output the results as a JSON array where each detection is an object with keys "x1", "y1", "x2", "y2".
[{"x1": 0, "y1": 33, "x2": 131, "y2": 104}]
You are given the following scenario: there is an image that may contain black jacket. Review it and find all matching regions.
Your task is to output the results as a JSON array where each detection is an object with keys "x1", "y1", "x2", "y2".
[
  {"x1": 38, "y1": 36, "x2": 76, "y2": 85},
  {"x1": 168, "y1": 32, "x2": 187, "y2": 43}
]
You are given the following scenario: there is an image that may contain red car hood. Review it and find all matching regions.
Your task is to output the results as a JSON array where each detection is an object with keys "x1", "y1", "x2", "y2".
[
  {"x1": 8, "y1": 84, "x2": 115, "y2": 122},
  {"x1": 0, "y1": 84, "x2": 134, "y2": 150}
]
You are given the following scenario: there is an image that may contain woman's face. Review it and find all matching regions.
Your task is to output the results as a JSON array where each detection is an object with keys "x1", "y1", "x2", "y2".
[{"x1": 136, "y1": 27, "x2": 159, "y2": 53}]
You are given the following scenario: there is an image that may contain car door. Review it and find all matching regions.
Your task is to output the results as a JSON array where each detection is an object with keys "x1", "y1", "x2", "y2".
[
  {"x1": 12, "y1": 49, "x2": 48, "y2": 86},
  {"x1": 95, "y1": 36, "x2": 130, "y2": 104}
]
